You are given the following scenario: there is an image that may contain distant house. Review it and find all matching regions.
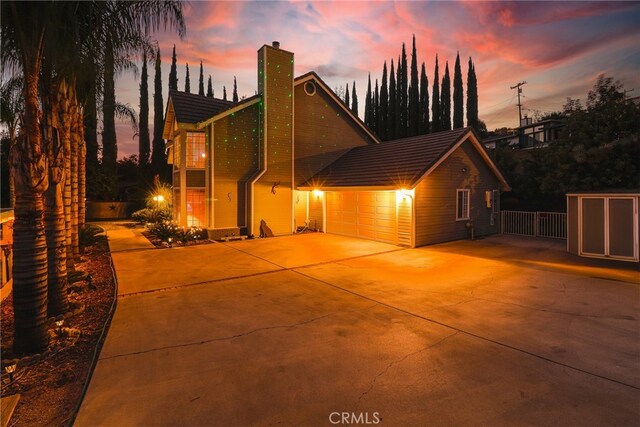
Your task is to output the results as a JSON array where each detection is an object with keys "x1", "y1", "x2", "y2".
[
  {"x1": 483, "y1": 117, "x2": 564, "y2": 150},
  {"x1": 162, "y1": 42, "x2": 510, "y2": 247}
]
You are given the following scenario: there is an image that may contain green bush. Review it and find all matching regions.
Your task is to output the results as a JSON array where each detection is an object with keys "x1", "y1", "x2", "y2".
[
  {"x1": 80, "y1": 224, "x2": 104, "y2": 247},
  {"x1": 148, "y1": 221, "x2": 182, "y2": 242},
  {"x1": 131, "y1": 207, "x2": 172, "y2": 224}
]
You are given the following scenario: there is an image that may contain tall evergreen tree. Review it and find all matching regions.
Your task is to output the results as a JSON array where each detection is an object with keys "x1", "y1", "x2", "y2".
[
  {"x1": 233, "y1": 76, "x2": 239, "y2": 102},
  {"x1": 152, "y1": 47, "x2": 166, "y2": 179},
  {"x1": 400, "y1": 45, "x2": 408, "y2": 137},
  {"x1": 207, "y1": 75, "x2": 213, "y2": 97},
  {"x1": 345, "y1": 82, "x2": 350, "y2": 108},
  {"x1": 395, "y1": 55, "x2": 402, "y2": 137},
  {"x1": 419, "y1": 62, "x2": 430, "y2": 134},
  {"x1": 351, "y1": 81, "x2": 358, "y2": 117},
  {"x1": 431, "y1": 55, "x2": 441, "y2": 132},
  {"x1": 374, "y1": 79, "x2": 380, "y2": 135},
  {"x1": 388, "y1": 59, "x2": 397, "y2": 140},
  {"x1": 198, "y1": 61, "x2": 204, "y2": 96},
  {"x1": 467, "y1": 57, "x2": 479, "y2": 131},
  {"x1": 453, "y1": 52, "x2": 464, "y2": 128},
  {"x1": 409, "y1": 35, "x2": 419, "y2": 136},
  {"x1": 379, "y1": 62, "x2": 388, "y2": 140},
  {"x1": 440, "y1": 61, "x2": 451, "y2": 131},
  {"x1": 184, "y1": 63, "x2": 190, "y2": 93},
  {"x1": 169, "y1": 44, "x2": 178, "y2": 91},
  {"x1": 139, "y1": 51, "x2": 150, "y2": 168},
  {"x1": 223, "y1": 85, "x2": 227, "y2": 101},
  {"x1": 365, "y1": 73, "x2": 372, "y2": 128}
]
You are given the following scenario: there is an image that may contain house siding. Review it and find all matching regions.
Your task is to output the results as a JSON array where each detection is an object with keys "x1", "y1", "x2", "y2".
[
  {"x1": 253, "y1": 45, "x2": 294, "y2": 235},
  {"x1": 567, "y1": 196, "x2": 578, "y2": 255},
  {"x1": 294, "y1": 190, "x2": 308, "y2": 229},
  {"x1": 414, "y1": 140, "x2": 500, "y2": 246},
  {"x1": 294, "y1": 82, "x2": 374, "y2": 185},
  {"x1": 309, "y1": 192, "x2": 324, "y2": 231},
  {"x1": 212, "y1": 103, "x2": 260, "y2": 229}
]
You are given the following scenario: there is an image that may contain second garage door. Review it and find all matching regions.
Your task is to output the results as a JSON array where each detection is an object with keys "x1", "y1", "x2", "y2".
[{"x1": 326, "y1": 191, "x2": 397, "y2": 244}]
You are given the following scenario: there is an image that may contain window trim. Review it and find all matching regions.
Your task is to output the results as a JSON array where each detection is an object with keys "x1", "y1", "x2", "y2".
[{"x1": 456, "y1": 189, "x2": 470, "y2": 221}]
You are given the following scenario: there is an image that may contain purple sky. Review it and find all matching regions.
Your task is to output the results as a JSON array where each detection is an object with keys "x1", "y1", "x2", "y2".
[{"x1": 114, "y1": 1, "x2": 640, "y2": 158}]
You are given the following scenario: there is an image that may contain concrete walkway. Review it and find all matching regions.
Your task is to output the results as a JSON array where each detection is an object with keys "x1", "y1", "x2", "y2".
[{"x1": 76, "y1": 226, "x2": 640, "y2": 426}]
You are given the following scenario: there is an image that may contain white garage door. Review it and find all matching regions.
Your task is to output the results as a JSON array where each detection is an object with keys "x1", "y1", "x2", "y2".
[{"x1": 326, "y1": 191, "x2": 397, "y2": 244}]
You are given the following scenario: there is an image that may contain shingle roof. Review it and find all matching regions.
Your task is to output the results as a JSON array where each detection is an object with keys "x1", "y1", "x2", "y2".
[
  {"x1": 302, "y1": 127, "x2": 472, "y2": 188},
  {"x1": 169, "y1": 90, "x2": 234, "y2": 123}
]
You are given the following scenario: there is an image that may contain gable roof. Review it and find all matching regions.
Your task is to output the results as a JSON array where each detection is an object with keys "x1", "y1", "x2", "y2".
[
  {"x1": 294, "y1": 71, "x2": 380, "y2": 145},
  {"x1": 169, "y1": 90, "x2": 234, "y2": 124},
  {"x1": 195, "y1": 94, "x2": 262, "y2": 129},
  {"x1": 300, "y1": 127, "x2": 510, "y2": 191}
]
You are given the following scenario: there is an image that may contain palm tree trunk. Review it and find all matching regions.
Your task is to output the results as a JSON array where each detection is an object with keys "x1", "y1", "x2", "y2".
[
  {"x1": 43, "y1": 87, "x2": 69, "y2": 316},
  {"x1": 78, "y1": 108, "x2": 87, "y2": 230},
  {"x1": 69, "y1": 86, "x2": 80, "y2": 261},
  {"x1": 12, "y1": 66, "x2": 50, "y2": 354},
  {"x1": 59, "y1": 81, "x2": 74, "y2": 272}
]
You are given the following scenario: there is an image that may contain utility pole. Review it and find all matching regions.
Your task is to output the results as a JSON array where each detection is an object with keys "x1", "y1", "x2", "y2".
[{"x1": 510, "y1": 81, "x2": 527, "y2": 125}]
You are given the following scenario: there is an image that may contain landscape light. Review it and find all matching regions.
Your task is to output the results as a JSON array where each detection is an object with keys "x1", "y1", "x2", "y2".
[
  {"x1": 5, "y1": 364, "x2": 16, "y2": 382},
  {"x1": 56, "y1": 319, "x2": 64, "y2": 336}
]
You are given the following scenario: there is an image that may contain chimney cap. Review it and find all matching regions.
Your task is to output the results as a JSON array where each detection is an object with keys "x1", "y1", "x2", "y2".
[{"x1": 272, "y1": 41, "x2": 280, "y2": 49}]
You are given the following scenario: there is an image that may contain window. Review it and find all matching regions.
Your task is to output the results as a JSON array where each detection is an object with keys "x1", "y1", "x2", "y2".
[
  {"x1": 456, "y1": 189, "x2": 470, "y2": 221},
  {"x1": 186, "y1": 189, "x2": 205, "y2": 227},
  {"x1": 186, "y1": 132, "x2": 206, "y2": 168},
  {"x1": 304, "y1": 81, "x2": 316, "y2": 96}
]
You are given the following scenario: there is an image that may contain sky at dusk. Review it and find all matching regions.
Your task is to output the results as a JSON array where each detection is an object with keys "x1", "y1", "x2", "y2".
[{"x1": 115, "y1": 0, "x2": 640, "y2": 158}]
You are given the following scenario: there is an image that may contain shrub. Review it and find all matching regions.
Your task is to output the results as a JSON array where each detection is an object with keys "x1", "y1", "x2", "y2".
[
  {"x1": 80, "y1": 224, "x2": 104, "y2": 247},
  {"x1": 131, "y1": 207, "x2": 172, "y2": 224},
  {"x1": 148, "y1": 221, "x2": 182, "y2": 242}
]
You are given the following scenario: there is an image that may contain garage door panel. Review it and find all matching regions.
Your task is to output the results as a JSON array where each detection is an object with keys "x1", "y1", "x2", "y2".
[{"x1": 326, "y1": 191, "x2": 398, "y2": 244}]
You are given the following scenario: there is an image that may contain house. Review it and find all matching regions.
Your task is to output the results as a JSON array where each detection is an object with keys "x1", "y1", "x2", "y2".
[
  {"x1": 567, "y1": 190, "x2": 639, "y2": 263},
  {"x1": 483, "y1": 117, "x2": 564, "y2": 150},
  {"x1": 163, "y1": 42, "x2": 510, "y2": 247}
]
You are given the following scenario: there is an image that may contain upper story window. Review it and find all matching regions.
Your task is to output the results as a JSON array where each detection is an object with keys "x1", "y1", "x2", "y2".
[
  {"x1": 186, "y1": 132, "x2": 206, "y2": 168},
  {"x1": 456, "y1": 189, "x2": 470, "y2": 221}
]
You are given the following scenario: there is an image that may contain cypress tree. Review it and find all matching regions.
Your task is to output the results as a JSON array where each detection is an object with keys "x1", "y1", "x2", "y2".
[
  {"x1": 409, "y1": 35, "x2": 419, "y2": 137},
  {"x1": 152, "y1": 47, "x2": 166, "y2": 179},
  {"x1": 365, "y1": 74, "x2": 372, "y2": 128},
  {"x1": 388, "y1": 59, "x2": 397, "y2": 140},
  {"x1": 431, "y1": 55, "x2": 441, "y2": 132},
  {"x1": 374, "y1": 79, "x2": 380, "y2": 135},
  {"x1": 400, "y1": 45, "x2": 408, "y2": 137},
  {"x1": 395, "y1": 55, "x2": 402, "y2": 137},
  {"x1": 138, "y1": 51, "x2": 150, "y2": 168},
  {"x1": 233, "y1": 76, "x2": 239, "y2": 102},
  {"x1": 441, "y1": 61, "x2": 451, "y2": 131},
  {"x1": 466, "y1": 58, "x2": 478, "y2": 130},
  {"x1": 351, "y1": 81, "x2": 358, "y2": 117},
  {"x1": 198, "y1": 61, "x2": 205, "y2": 96},
  {"x1": 184, "y1": 63, "x2": 190, "y2": 93},
  {"x1": 169, "y1": 44, "x2": 178, "y2": 91},
  {"x1": 345, "y1": 82, "x2": 350, "y2": 109},
  {"x1": 453, "y1": 52, "x2": 464, "y2": 128},
  {"x1": 223, "y1": 85, "x2": 227, "y2": 101},
  {"x1": 379, "y1": 62, "x2": 388, "y2": 140},
  {"x1": 419, "y1": 62, "x2": 429, "y2": 134},
  {"x1": 207, "y1": 75, "x2": 213, "y2": 97}
]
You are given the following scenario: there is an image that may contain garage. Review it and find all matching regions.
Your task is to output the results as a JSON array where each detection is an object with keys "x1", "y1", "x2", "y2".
[
  {"x1": 326, "y1": 191, "x2": 398, "y2": 244},
  {"x1": 567, "y1": 191, "x2": 639, "y2": 262}
]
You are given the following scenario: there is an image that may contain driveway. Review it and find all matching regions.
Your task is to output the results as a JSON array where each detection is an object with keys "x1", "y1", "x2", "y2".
[{"x1": 76, "y1": 228, "x2": 640, "y2": 426}]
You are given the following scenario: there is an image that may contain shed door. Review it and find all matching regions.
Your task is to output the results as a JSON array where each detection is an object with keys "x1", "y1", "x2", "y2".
[
  {"x1": 326, "y1": 191, "x2": 397, "y2": 244},
  {"x1": 580, "y1": 196, "x2": 638, "y2": 261}
]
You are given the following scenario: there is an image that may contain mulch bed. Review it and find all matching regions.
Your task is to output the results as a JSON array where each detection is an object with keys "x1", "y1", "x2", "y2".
[
  {"x1": 140, "y1": 229, "x2": 215, "y2": 248},
  {"x1": 0, "y1": 236, "x2": 116, "y2": 426}
]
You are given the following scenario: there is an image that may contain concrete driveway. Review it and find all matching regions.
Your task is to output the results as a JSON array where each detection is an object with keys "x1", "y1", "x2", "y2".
[{"x1": 76, "y1": 228, "x2": 640, "y2": 426}]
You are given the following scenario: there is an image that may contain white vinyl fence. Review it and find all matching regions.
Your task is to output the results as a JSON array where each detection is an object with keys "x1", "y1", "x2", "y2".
[{"x1": 501, "y1": 210, "x2": 567, "y2": 239}]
